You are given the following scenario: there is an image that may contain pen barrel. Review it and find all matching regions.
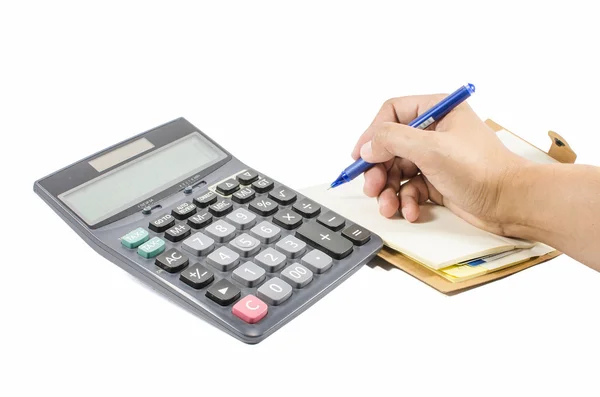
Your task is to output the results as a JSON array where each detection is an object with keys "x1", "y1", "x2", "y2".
[
  {"x1": 344, "y1": 158, "x2": 370, "y2": 180},
  {"x1": 408, "y1": 84, "x2": 474, "y2": 129}
]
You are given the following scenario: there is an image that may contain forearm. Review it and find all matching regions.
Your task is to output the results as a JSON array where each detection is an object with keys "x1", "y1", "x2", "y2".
[{"x1": 501, "y1": 163, "x2": 600, "y2": 271}]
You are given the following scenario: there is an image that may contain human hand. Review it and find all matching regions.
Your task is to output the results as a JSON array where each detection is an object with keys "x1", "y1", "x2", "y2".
[{"x1": 351, "y1": 94, "x2": 531, "y2": 235}]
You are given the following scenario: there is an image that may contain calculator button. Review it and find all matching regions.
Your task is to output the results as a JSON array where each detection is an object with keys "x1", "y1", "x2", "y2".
[
  {"x1": 226, "y1": 208, "x2": 257, "y2": 230},
  {"x1": 204, "y1": 220, "x2": 237, "y2": 242},
  {"x1": 295, "y1": 223, "x2": 353, "y2": 260},
  {"x1": 155, "y1": 248, "x2": 189, "y2": 273},
  {"x1": 164, "y1": 223, "x2": 192, "y2": 242},
  {"x1": 180, "y1": 263, "x2": 214, "y2": 289},
  {"x1": 257, "y1": 277, "x2": 292, "y2": 306},
  {"x1": 272, "y1": 210, "x2": 303, "y2": 230},
  {"x1": 250, "y1": 221, "x2": 281, "y2": 244},
  {"x1": 120, "y1": 227, "x2": 149, "y2": 248},
  {"x1": 248, "y1": 197, "x2": 278, "y2": 216},
  {"x1": 301, "y1": 249, "x2": 333, "y2": 274},
  {"x1": 206, "y1": 279, "x2": 241, "y2": 306},
  {"x1": 182, "y1": 232, "x2": 215, "y2": 256},
  {"x1": 148, "y1": 214, "x2": 175, "y2": 233},
  {"x1": 317, "y1": 211, "x2": 346, "y2": 231},
  {"x1": 268, "y1": 187, "x2": 297, "y2": 205},
  {"x1": 255, "y1": 248, "x2": 287, "y2": 272},
  {"x1": 187, "y1": 211, "x2": 213, "y2": 229},
  {"x1": 171, "y1": 202, "x2": 197, "y2": 220},
  {"x1": 207, "y1": 246, "x2": 240, "y2": 271},
  {"x1": 275, "y1": 235, "x2": 306, "y2": 258},
  {"x1": 208, "y1": 199, "x2": 234, "y2": 216},
  {"x1": 137, "y1": 237, "x2": 166, "y2": 259},
  {"x1": 232, "y1": 262, "x2": 266, "y2": 287},
  {"x1": 342, "y1": 225, "x2": 371, "y2": 245},
  {"x1": 292, "y1": 199, "x2": 321, "y2": 218},
  {"x1": 252, "y1": 178, "x2": 274, "y2": 193},
  {"x1": 232, "y1": 187, "x2": 256, "y2": 204},
  {"x1": 193, "y1": 191, "x2": 217, "y2": 208},
  {"x1": 281, "y1": 263, "x2": 313, "y2": 288},
  {"x1": 216, "y1": 179, "x2": 240, "y2": 196},
  {"x1": 237, "y1": 169, "x2": 259, "y2": 185},
  {"x1": 230, "y1": 233, "x2": 261, "y2": 257},
  {"x1": 232, "y1": 295, "x2": 268, "y2": 324}
]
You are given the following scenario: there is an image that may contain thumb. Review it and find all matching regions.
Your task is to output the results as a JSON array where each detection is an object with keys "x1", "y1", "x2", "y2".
[{"x1": 359, "y1": 122, "x2": 439, "y2": 164}]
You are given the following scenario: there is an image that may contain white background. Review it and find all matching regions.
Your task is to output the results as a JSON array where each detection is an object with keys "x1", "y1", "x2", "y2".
[{"x1": 2, "y1": 1, "x2": 600, "y2": 396}]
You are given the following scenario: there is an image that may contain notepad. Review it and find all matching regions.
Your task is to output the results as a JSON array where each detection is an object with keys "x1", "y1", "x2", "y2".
[{"x1": 299, "y1": 129, "x2": 557, "y2": 272}]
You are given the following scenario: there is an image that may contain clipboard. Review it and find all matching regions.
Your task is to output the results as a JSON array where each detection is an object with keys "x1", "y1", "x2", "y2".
[{"x1": 375, "y1": 119, "x2": 577, "y2": 295}]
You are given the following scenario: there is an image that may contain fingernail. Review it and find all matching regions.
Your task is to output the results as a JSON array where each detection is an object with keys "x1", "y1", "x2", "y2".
[
  {"x1": 360, "y1": 141, "x2": 372, "y2": 158},
  {"x1": 401, "y1": 207, "x2": 409, "y2": 220}
]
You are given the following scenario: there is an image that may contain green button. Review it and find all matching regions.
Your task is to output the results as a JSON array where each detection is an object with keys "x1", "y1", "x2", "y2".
[
  {"x1": 137, "y1": 237, "x2": 166, "y2": 258},
  {"x1": 120, "y1": 227, "x2": 150, "y2": 249}
]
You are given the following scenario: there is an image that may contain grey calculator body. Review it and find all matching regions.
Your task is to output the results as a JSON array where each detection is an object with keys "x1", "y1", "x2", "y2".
[{"x1": 34, "y1": 118, "x2": 383, "y2": 344}]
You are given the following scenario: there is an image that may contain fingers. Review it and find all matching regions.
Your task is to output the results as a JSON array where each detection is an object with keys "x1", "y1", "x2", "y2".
[
  {"x1": 351, "y1": 99, "x2": 399, "y2": 160},
  {"x1": 362, "y1": 164, "x2": 387, "y2": 197},
  {"x1": 398, "y1": 175, "x2": 430, "y2": 222}
]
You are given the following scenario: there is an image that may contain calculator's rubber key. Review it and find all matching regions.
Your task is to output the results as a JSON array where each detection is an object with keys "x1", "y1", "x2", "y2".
[
  {"x1": 208, "y1": 199, "x2": 234, "y2": 216},
  {"x1": 180, "y1": 263, "x2": 214, "y2": 289},
  {"x1": 275, "y1": 235, "x2": 306, "y2": 258},
  {"x1": 148, "y1": 214, "x2": 175, "y2": 233},
  {"x1": 155, "y1": 248, "x2": 189, "y2": 273},
  {"x1": 120, "y1": 227, "x2": 149, "y2": 248},
  {"x1": 206, "y1": 279, "x2": 241, "y2": 306},
  {"x1": 164, "y1": 223, "x2": 192, "y2": 242},
  {"x1": 301, "y1": 249, "x2": 333, "y2": 274},
  {"x1": 268, "y1": 187, "x2": 297, "y2": 205},
  {"x1": 341, "y1": 224, "x2": 371, "y2": 245},
  {"x1": 254, "y1": 248, "x2": 287, "y2": 272},
  {"x1": 232, "y1": 262, "x2": 266, "y2": 287},
  {"x1": 236, "y1": 169, "x2": 259, "y2": 185},
  {"x1": 292, "y1": 199, "x2": 321, "y2": 218},
  {"x1": 272, "y1": 209, "x2": 303, "y2": 230},
  {"x1": 216, "y1": 178, "x2": 240, "y2": 196},
  {"x1": 281, "y1": 263, "x2": 313, "y2": 288},
  {"x1": 193, "y1": 191, "x2": 217, "y2": 208},
  {"x1": 204, "y1": 220, "x2": 237, "y2": 243},
  {"x1": 207, "y1": 246, "x2": 240, "y2": 271},
  {"x1": 295, "y1": 222, "x2": 353, "y2": 260},
  {"x1": 137, "y1": 237, "x2": 166, "y2": 258},
  {"x1": 226, "y1": 208, "x2": 257, "y2": 230},
  {"x1": 248, "y1": 197, "x2": 278, "y2": 216},
  {"x1": 250, "y1": 221, "x2": 281, "y2": 244},
  {"x1": 232, "y1": 187, "x2": 256, "y2": 204},
  {"x1": 171, "y1": 202, "x2": 197, "y2": 220},
  {"x1": 182, "y1": 232, "x2": 215, "y2": 256},
  {"x1": 232, "y1": 295, "x2": 268, "y2": 324},
  {"x1": 317, "y1": 211, "x2": 346, "y2": 231},
  {"x1": 257, "y1": 277, "x2": 292, "y2": 306},
  {"x1": 229, "y1": 233, "x2": 261, "y2": 257},
  {"x1": 187, "y1": 211, "x2": 213, "y2": 229},
  {"x1": 252, "y1": 178, "x2": 274, "y2": 193}
]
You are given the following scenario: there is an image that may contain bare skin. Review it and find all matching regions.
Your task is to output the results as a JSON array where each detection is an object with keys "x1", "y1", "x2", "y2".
[{"x1": 352, "y1": 94, "x2": 600, "y2": 271}]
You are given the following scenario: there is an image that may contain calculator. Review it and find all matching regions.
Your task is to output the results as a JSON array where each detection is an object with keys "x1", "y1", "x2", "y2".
[{"x1": 34, "y1": 118, "x2": 383, "y2": 344}]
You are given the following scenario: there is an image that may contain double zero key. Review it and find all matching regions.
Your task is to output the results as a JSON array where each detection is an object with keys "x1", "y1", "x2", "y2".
[{"x1": 295, "y1": 222, "x2": 353, "y2": 259}]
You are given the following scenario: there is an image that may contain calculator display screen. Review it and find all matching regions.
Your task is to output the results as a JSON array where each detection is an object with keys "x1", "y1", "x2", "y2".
[{"x1": 59, "y1": 132, "x2": 226, "y2": 225}]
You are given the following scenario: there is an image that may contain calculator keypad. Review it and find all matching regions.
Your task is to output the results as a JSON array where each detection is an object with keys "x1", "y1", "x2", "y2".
[
  {"x1": 229, "y1": 233, "x2": 261, "y2": 257},
  {"x1": 275, "y1": 235, "x2": 306, "y2": 258},
  {"x1": 207, "y1": 246, "x2": 240, "y2": 271},
  {"x1": 172, "y1": 202, "x2": 197, "y2": 220},
  {"x1": 164, "y1": 223, "x2": 192, "y2": 242},
  {"x1": 280, "y1": 263, "x2": 313, "y2": 288},
  {"x1": 216, "y1": 179, "x2": 240, "y2": 196},
  {"x1": 149, "y1": 214, "x2": 175, "y2": 233},
  {"x1": 257, "y1": 277, "x2": 292, "y2": 305},
  {"x1": 137, "y1": 236, "x2": 166, "y2": 258},
  {"x1": 232, "y1": 187, "x2": 256, "y2": 204},
  {"x1": 268, "y1": 187, "x2": 297, "y2": 205},
  {"x1": 206, "y1": 279, "x2": 241, "y2": 306},
  {"x1": 180, "y1": 264, "x2": 214, "y2": 289},
  {"x1": 194, "y1": 191, "x2": 217, "y2": 208},
  {"x1": 187, "y1": 211, "x2": 213, "y2": 229},
  {"x1": 209, "y1": 199, "x2": 234, "y2": 216},
  {"x1": 252, "y1": 178, "x2": 274, "y2": 193},
  {"x1": 155, "y1": 248, "x2": 189, "y2": 273},
  {"x1": 232, "y1": 262, "x2": 266, "y2": 287},
  {"x1": 205, "y1": 220, "x2": 237, "y2": 242},
  {"x1": 272, "y1": 209, "x2": 302, "y2": 230},
  {"x1": 232, "y1": 295, "x2": 268, "y2": 324},
  {"x1": 292, "y1": 199, "x2": 321, "y2": 218},
  {"x1": 250, "y1": 221, "x2": 281, "y2": 243},
  {"x1": 226, "y1": 208, "x2": 257, "y2": 230},
  {"x1": 236, "y1": 169, "x2": 259, "y2": 185},
  {"x1": 248, "y1": 197, "x2": 278, "y2": 216},
  {"x1": 182, "y1": 232, "x2": 215, "y2": 256}
]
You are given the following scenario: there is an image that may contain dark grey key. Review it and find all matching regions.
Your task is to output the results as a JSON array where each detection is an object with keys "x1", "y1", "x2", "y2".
[
  {"x1": 206, "y1": 279, "x2": 241, "y2": 306},
  {"x1": 182, "y1": 232, "x2": 215, "y2": 256},
  {"x1": 292, "y1": 199, "x2": 321, "y2": 218},
  {"x1": 281, "y1": 263, "x2": 313, "y2": 288},
  {"x1": 171, "y1": 202, "x2": 197, "y2": 220},
  {"x1": 257, "y1": 277, "x2": 292, "y2": 305},
  {"x1": 295, "y1": 222, "x2": 353, "y2": 259},
  {"x1": 180, "y1": 263, "x2": 214, "y2": 289},
  {"x1": 268, "y1": 187, "x2": 297, "y2": 205},
  {"x1": 248, "y1": 197, "x2": 278, "y2": 216},
  {"x1": 193, "y1": 191, "x2": 217, "y2": 208},
  {"x1": 149, "y1": 213, "x2": 175, "y2": 233},
  {"x1": 229, "y1": 233, "x2": 261, "y2": 257},
  {"x1": 204, "y1": 220, "x2": 236, "y2": 242},
  {"x1": 237, "y1": 169, "x2": 259, "y2": 185},
  {"x1": 208, "y1": 198, "x2": 234, "y2": 216},
  {"x1": 275, "y1": 235, "x2": 306, "y2": 258},
  {"x1": 252, "y1": 178, "x2": 274, "y2": 193},
  {"x1": 232, "y1": 262, "x2": 266, "y2": 287},
  {"x1": 187, "y1": 211, "x2": 213, "y2": 229},
  {"x1": 226, "y1": 208, "x2": 257, "y2": 230},
  {"x1": 342, "y1": 224, "x2": 371, "y2": 245},
  {"x1": 154, "y1": 248, "x2": 189, "y2": 273},
  {"x1": 255, "y1": 248, "x2": 287, "y2": 272},
  {"x1": 207, "y1": 246, "x2": 240, "y2": 271},
  {"x1": 164, "y1": 223, "x2": 191, "y2": 242},
  {"x1": 250, "y1": 221, "x2": 281, "y2": 244},
  {"x1": 272, "y1": 210, "x2": 302, "y2": 230},
  {"x1": 216, "y1": 178, "x2": 240, "y2": 196},
  {"x1": 301, "y1": 249, "x2": 333, "y2": 273},
  {"x1": 232, "y1": 187, "x2": 256, "y2": 204},
  {"x1": 317, "y1": 211, "x2": 346, "y2": 231}
]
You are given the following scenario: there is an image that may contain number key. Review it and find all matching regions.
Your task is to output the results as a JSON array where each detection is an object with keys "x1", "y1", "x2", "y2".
[
  {"x1": 257, "y1": 277, "x2": 292, "y2": 306},
  {"x1": 232, "y1": 262, "x2": 266, "y2": 287},
  {"x1": 248, "y1": 197, "x2": 278, "y2": 216},
  {"x1": 281, "y1": 263, "x2": 313, "y2": 288},
  {"x1": 205, "y1": 220, "x2": 236, "y2": 242},
  {"x1": 275, "y1": 235, "x2": 306, "y2": 258},
  {"x1": 226, "y1": 208, "x2": 257, "y2": 230},
  {"x1": 229, "y1": 233, "x2": 261, "y2": 257},
  {"x1": 254, "y1": 248, "x2": 286, "y2": 272},
  {"x1": 207, "y1": 246, "x2": 240, "y2": 271},
  {"x1": 250, "y1": 221, "x2": 281, "y2": 243},
  {"x1": 182, "y1": 232, "x2": 215, "y2": 256}
]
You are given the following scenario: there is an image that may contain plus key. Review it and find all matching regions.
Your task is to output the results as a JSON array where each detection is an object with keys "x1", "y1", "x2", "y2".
[{"x1": 295, "y1": 222, "x2": 353, "y2": 259}]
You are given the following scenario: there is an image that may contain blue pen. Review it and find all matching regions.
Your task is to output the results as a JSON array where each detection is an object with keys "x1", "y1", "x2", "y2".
[{"x1": 329, "y1": 83, "x2": 476, "y2": 189}]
